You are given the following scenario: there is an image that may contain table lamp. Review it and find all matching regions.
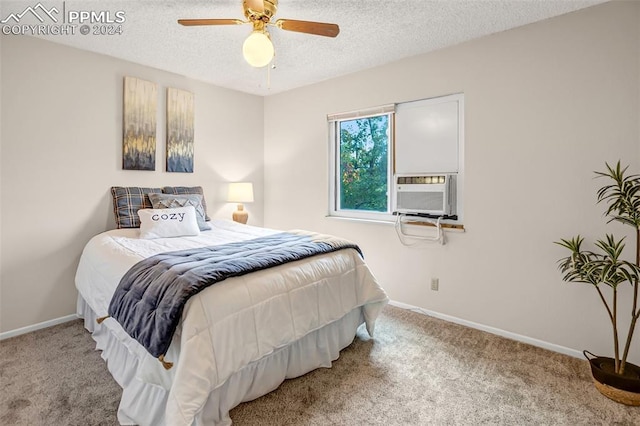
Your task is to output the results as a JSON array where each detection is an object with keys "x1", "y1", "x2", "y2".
[{"x1": 227, "y1": 182, "x2": 254, "y2": 224}]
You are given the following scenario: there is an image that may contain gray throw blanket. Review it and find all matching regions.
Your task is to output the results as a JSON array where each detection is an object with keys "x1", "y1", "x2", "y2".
[{"x1": 108, "y1": 231, "x2": 362, "y2": 359}]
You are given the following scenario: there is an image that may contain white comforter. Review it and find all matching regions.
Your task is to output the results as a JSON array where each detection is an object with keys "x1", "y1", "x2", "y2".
[{"x1": 75, "y1": 220, "x2": 388, "y2": 425}]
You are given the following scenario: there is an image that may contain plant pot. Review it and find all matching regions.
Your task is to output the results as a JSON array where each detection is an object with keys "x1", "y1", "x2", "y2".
[{"x1": 584, "y1": 350, "x2": 640, "y2": 406}]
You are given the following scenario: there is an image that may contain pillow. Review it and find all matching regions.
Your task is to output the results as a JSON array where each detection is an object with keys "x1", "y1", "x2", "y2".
[
  {"x1": 138, "y1": 206, "x2": 200, "y2": 239},
  {"x1": 148, "y1": 192, "x2": 211, "y2": 231},
  {"x1": 162, "y1": 186, "x2": 210, "y2": 220},
  {"x1": 111, "y1": 186, "x2": 163, "y2": 229}
]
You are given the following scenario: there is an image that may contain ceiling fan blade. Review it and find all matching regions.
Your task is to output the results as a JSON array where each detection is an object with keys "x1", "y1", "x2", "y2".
[
  {"x1": 178, "y1": 18, "x2": 244, "y2": 26},
  {"x1": 275, "y1": 19, "x2": 339, "y2": 37}
]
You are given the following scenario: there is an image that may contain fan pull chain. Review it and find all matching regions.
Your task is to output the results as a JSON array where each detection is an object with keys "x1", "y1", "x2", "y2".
[{"x1": 266, "y1": 56, "x2": 276, "y2": 90}]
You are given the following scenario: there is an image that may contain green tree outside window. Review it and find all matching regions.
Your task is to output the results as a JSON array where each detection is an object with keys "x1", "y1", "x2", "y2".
[{"x1": 339, "y1": 115, "x2": 389, "y2": 212}]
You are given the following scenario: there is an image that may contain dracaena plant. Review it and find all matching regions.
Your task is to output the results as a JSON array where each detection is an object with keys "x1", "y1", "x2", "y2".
[{"x1": 556, "y1": 161, "x2": 640, "y2": 375}]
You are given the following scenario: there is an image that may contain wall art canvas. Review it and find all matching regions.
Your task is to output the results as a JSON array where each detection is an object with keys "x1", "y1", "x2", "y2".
[
  {"x1": 123, "y1": 76, "x2": 157, "y2": 171},
  {"x1": 166, "y1": 87, "x2": 194, "y2": 173}
]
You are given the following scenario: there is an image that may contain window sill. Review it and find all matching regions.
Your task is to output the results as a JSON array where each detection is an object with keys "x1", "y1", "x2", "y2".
[
  {"x1": 325, "y1": 214, "x2": 465, "y2": 231},
  {"x1": 324, "y1": 215, "x2": 395, "y2": 226}
]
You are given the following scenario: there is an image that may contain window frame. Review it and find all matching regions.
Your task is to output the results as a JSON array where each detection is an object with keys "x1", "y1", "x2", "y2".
[
  {"x1": 327, "y1": 94, "x2": 464, "y2": 225},
  {"x1": 328, "y1": 108, "x2": 395, "y2": 221}
]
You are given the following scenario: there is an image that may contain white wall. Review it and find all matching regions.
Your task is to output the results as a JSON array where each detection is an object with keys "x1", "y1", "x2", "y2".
[
  {"x1": 264, "y1": 1, "x2": 640, "y2": 363},
  {"x1": 0, "y1": 36, "x2": 264, "y2": 332}
]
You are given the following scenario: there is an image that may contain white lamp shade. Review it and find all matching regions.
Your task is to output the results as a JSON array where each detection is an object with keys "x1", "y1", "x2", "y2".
[
  {"x1": 228, "y1": 182, "x2": 254, "y2": 203},
  {"x1": 242, "y1": 31, "x2": 274, "y2": 68}
]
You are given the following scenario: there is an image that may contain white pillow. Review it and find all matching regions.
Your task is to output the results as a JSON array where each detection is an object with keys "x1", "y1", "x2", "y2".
[{"x1": 138, "y1": 206, "x2": 200, "y2": 239}]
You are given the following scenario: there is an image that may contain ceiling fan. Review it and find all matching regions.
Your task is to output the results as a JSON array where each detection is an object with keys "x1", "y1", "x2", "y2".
[{"x1": 178, "y1": 0, "x2": 340, "y2": 68}]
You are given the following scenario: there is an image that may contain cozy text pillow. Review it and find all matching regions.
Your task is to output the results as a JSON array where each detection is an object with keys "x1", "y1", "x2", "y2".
[{"x1": 138, "y1": 206, "x2": 200, "y2": 239}]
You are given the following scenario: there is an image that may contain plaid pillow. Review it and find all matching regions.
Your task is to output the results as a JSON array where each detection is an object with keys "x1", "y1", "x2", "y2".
[
  {"x1": 163, "y1": 186, "x2": 210, "y2": 220},
  {"x1": 111, "y1": 186, "x2": 163, "y2": 228},
  {"x1": 148, "y1": 193, "x2": 211, "y2": 231}
]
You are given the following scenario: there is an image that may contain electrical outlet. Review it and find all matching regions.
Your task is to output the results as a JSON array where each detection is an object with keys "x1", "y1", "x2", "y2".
[{"x1": 431, "y1": 278, "x2": 439, "y2": 291}]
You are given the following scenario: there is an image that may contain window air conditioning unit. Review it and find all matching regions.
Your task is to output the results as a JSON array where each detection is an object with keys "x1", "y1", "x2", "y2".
[{"x1": 393, "y1": 174, "x2": 456, "y2": 216}]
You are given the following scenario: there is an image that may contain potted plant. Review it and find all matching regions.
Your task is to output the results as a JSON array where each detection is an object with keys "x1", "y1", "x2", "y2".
[{"x1": 556, "y1": 161, "x2": 640, "y2": 406}]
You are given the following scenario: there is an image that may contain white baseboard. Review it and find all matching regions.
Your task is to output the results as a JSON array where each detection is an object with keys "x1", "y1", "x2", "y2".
[
  {"x1": 388, "y1": 300, "x2": 583, "y2": 360},
  {"x1": 0, "y1": 314, "x2": 79, "y2": 341}
]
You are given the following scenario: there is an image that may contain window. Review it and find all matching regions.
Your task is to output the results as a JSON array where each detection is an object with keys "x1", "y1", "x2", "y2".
[
  {"x1": 328, "y1": 94, "x2": 464, "y2": 223},
  {"x1": 328, "y1": 105, "x2": 395, "y2": 220}
]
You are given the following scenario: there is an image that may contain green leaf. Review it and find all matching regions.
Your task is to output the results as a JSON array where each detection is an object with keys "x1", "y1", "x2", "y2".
[{"x1": 595, "y1": 161, "x2": 640, "y2": 230}]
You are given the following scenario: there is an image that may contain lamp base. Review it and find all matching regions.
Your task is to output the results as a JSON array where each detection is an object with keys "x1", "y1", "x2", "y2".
[{"x1": 232, "y1": 204, "x2": 249, "y2": 224}]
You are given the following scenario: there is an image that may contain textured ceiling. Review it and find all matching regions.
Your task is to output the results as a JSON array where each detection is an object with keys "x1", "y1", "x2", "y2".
[{"x1": 2, "y1": 0, "x2": 608, "y2": 96}]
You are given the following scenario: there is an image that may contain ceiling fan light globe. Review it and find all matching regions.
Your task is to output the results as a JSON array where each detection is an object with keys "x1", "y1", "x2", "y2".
[{"x1": 243, "y1": 31, "x2": 274, "y2": 67}]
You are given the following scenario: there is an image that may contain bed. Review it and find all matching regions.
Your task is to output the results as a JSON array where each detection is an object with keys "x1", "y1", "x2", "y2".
[{"x1": 75, "y1": 187, "x2": 388, "y2": 425}]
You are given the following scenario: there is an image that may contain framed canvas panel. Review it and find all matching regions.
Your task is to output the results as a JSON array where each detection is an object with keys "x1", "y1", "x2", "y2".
[
  {"x1": 166, "y1": 87, "x2": 194, "y2": 173},
  {"x1": 123, "y1": 76, "x2": 157, "y2": 171}
]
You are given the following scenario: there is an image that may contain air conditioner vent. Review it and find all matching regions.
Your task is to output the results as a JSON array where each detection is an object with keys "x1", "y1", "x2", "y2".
[{"x1": 393, "y1": 173, "x2": 456, "y2": 216}]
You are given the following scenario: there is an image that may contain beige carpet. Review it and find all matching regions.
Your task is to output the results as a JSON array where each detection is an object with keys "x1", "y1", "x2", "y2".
[{"x1": 1, "y1": 305, "x2": 638, "y2": 425}]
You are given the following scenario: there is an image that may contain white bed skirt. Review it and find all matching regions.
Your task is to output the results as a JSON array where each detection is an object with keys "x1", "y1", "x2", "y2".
[{"x1": 77, "y1": 295, "x2": 365, "y2": 425}]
